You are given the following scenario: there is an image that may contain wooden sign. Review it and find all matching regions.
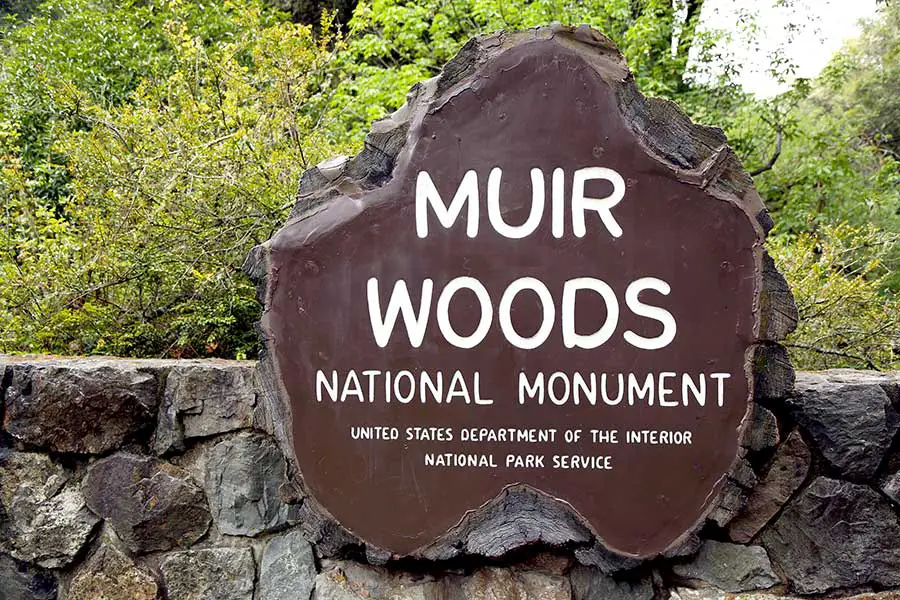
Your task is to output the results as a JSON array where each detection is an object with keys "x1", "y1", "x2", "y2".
[{"x1": 251, "y1": 26, "x2": 774, "y2": 559}]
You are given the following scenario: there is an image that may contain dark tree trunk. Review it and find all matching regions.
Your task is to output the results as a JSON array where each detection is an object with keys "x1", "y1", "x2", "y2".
[
  {"x1": 675, "y1": 0, "x2": 705, "y2": 91},
  {"x1": 269, "y1": 0, "x2": 359, "y2": 29}
]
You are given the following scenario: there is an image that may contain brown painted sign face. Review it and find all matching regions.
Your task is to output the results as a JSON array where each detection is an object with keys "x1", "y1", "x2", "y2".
[{"x1": 264, "y1": 35, "x2": 761, "y2": 558}]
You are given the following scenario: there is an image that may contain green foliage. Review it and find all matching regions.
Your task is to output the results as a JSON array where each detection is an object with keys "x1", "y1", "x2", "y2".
[
  {"x1": 739, "y1": 4, "x2": 900, "y2": 298},
  {"x1": 769, "y1": 224, "x2": 900, "y2": 370},
  {"x1": 725, "y1": 87, "x2": 900, "y2": 242},
  {"x1": 324, "y1": 0, "x2": 715, "y2": 144},
  {"x1": 0, "y1": 1, "x2": 347, "y2": 357},
  {"x1": 0, "y1": 0, "x2": 283, "y2": 205},
  {"x1": 0, "y1": 0, "x2": 897, "y2": 368},
  {"x1": 0, "y1": 0, "x2": 39, "y2": 20},
  {"x1": 741, "y1": 3, "x2": 900, "y2": 367},
  {"x1": 819, "y1": 2, "x2": 900, "y2": 156}
]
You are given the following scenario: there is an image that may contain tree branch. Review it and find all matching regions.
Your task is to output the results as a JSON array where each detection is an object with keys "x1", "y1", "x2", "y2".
[
  {"x1": 784, "y1": 343, "x2": 880, "y2": 370},
  {"x1": 750, "y1": 125, "x2": 783, "y2": 176}
]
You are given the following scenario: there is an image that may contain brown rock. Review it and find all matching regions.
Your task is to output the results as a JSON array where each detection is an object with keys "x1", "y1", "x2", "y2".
[
  {"x1": 729, "y1": 430, "x2": 810, "y2": 543},
  {"x1": 312, "y1": 562, "x2": 437, "y2": 600},
  {"x1": 460, "y1": 568, "x2": 570, "y2": 600},
  {"x1": 67, "y1": 542, "x2": 158, "y2": 600},
  {"x1": 82, "y1": 453, "x2": 210, "y2": 554},
  {"x1": 3, "y1": 359, "x2": 160, "y2": 453},
  {"x1": 743, "y1": 405, "x2": 780, "y2": 452}
]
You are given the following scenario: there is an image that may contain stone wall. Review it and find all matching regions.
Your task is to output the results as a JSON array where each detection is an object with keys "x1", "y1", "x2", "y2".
[{"x1": 1, "y1": 355, "x2": 898, "y2": 600}]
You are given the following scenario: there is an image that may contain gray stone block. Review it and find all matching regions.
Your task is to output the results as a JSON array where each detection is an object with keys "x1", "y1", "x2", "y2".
[
  {"x1": 789, "y1": 372, "x2": 899, "y2": 481},
  {"x1": 762, "y1": 476, "x2": 900, "y2": 593},
  {"x1": 570, "y1": 565, "x2": 654, "y2": 600},
  {"x1": 154, "y1": 363, "x2": 258, "y2": 455},
  {"x1": 672, "y1": 540, "x2": 778, "y2": 592},
  {"x1": 0, "y1": 554, "x2": 56, "y2": 600},
  {"x1": 204, "y1": 432, "x2": 300, "y2": 536},
  {"x1": 259, "y1": 530, "x2": 316, "y2": 600},
  {"x1": 0, "y1": 450, "x2": 99, "y2": 568},
  {"x1": 161, "y1": 547, "x2": 255, "y2": 600}
]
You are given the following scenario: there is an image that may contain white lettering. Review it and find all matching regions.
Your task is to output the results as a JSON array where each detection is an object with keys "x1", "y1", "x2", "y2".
[
  {"x1": 367, "y1": 278, "x2": 432, "y2": 348},
  {"x1": 571, "y1": 167, "x2": 625, "y2": 238},
  {"x1": 624, "y1": 277, "x2": 677, "y2": 350},
  {"x1": 436, "y1": 277, "x2": 493, "y2": 349},
  {"x1": 563, "y1": 278, "x2": 619, "y2": 349},
  {"x1": 487, "y1": 168, "x2": 545, "y2": 239},
  {"x1": 498, "y1": 277, "x2": 555, "y2": 349},
  {"x1": 416, "y1": 169, "x2": 478, "y2": 238}
]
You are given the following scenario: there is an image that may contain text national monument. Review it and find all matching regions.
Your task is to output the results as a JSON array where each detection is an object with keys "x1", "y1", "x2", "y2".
[{"x1": 246, "y1": 25, "x2": 794, "y2": 562}]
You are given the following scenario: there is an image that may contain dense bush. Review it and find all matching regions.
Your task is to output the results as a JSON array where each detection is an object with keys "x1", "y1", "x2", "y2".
[
  {"x1": 770, "y1": 224, "x2": 899, "y2": 371},
  {"x1": 0, "y1": 1, "x2": 345, "y2": 357},
  {"x1": 0, "y1": 0, "x2": 897, "y2": 368}
]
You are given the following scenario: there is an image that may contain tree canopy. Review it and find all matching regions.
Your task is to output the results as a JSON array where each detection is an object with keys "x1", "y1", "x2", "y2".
[{"x1": 0, "y1": 0, "x2": 897, "y2": 368}]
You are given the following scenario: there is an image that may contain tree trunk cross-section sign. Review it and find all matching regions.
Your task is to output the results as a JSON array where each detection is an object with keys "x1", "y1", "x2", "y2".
[{"x1": 250, "y1": 26, "x2": 771, "y2": 560}]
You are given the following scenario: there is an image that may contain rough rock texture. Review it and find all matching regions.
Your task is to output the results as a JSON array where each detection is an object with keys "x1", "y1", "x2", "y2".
[
  {"x1": 66, "y1": 542, "x2": 158, "y2": 600},
  {"x1": 569, "y1": 565, "x2": 654, "y2": 600},
  {"x1": 758, "y1": 252, "x2": 799, "y2": 342},
  {"x1": 0, "y1": 554, "x2": 57, "y2": 600},
  {"x1": 729, "y1": 430, "x2": 811, "y2": 543},
  {"x1": 205, "y1": 432, "x2": 300, "y2": 536},
  {"x1": 706, "y1": 483, "x2": 745, "y2": 528},
  {"x1": 312, "y1": 563, "x2": 570, "y2": 600},
  {"x1": 707, "y1": 458, "x2": 757, "y2": 528},
  {"x1": 761, "y1": 476, "x2": 900, "y2": 593},
  {"x1": 807, "y1": 369, "x2": 900, "y2": 398},
  {"x1": 4, "y1": 355, "x2": 900, "y2": 600},
  {"x1": 312, "y1": 562, "x2": 437, "y2": 600},
  {"x1": 161, "y1": 547, "x2": 255, "y2": 600},
  {"x1": 154, "y1": 363, "x2": 258, "y2": 455},
  {"x1": 458, "y1": 568, "x2": 571, "y2": 600},
  {"x1": 789, "y1": 372, "x2": 899, "y2": 481},
  {"x1": 671, "y1": 589, "x2": 900, "y2": 600},
  {"x1": 670, "y1": 589, "x2": 790, "y2": 600},
  {"x1": 0, "y1": 450, "x2": 99, "y2": 568},
  {"x1": 82, "y1": 453, "x2": 210, "y2": 554},
  {"x1": 574, "y1": 540, "x2": 644, "y2": 575},
  {"x1": 753, "y1": 344, "x2": 795, "y2": 400},
  {"x1": 672, "y1": 540, "x2": 778, "y2": 592},
  {"x1": 259, "y1": 530, "x2": 317, "y2": 600},
  {"x1": 663, "y1": 533, "x2": 703, "y2": 559},
  {"x1": 743, "y1": 405, "x2": 780, "y2": 452},
  {"x1": 882, "y1": 471, "x2": 900, "y2": 504},
  {"x1": 3, "y1": 359, "x2": 160, "y2": 453}
]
